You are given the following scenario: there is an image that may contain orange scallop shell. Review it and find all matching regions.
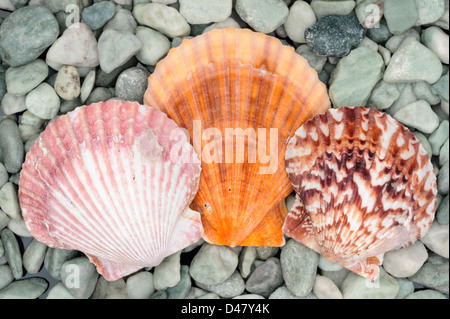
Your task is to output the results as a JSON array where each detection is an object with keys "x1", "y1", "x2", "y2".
[
  {"x1": 144, "y1": 28, "x2": 330, "y2": 246},
  {"x1": 283, "y1": 106, "x2": 437, "y2": 280}
]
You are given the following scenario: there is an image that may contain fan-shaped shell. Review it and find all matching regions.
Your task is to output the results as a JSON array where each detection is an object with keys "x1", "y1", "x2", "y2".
[
  {"x1": 144, "y1": 28, "x2": 330, "y2": 247},
  {"x1": 19, "y1": 101, "x2": 203, "y2": 281},
  {"x1": 283, "y1": 106, "x2": 437, "y2": 280}
]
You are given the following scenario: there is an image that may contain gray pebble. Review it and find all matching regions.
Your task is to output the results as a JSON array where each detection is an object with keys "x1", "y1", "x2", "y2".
[
  {"x1": 46, "y1": 282, "x2": 75, "y2": 299},
  {"x1": 440, "y1": 139, "x2": 449, "y2": 166},
  {"x1": 60, "y1": 256, "x2": 99, "y2": 299},
  {"x1": 1, "y1": 94, "x2": 27, "y2": 117},
  {"x1": 341, "y1": 267, "x2": 399, "y2": 299},
  {"x1": 437, "y1": 195, "x2": 449, "y2": 225},
  {"x1": 167, "y1": 265, "x2": 192, "y2": 299},
  {"x1": 85, "y1": 87, "x2": 115, "y2": 105},
  {"x1": 126, "y1": 271, "x2": 155, "y2": 299},
  {"x1": 190, "y1": 243, "x2": 238, "y2": 285},
  {"x1": 256, "y1": 246, "x2": 279, "y2": 261},
  {"x1": 235, "y1": 0, "x2": 288, "y2": 34},
  {"x1": 396, "y1": 278, "x2": 415, "y2": 299},
  {"x1": 409, "y1": 253, "x2": 449, "y2": 294},
  {"x1": 0, "y1": 210, "x2": 9, "y2": 231},
  {"x1": 438, "y1": 161, "x2": 449, "y2": 194},
  {"x1": 405, "y1": 289, "x2": 447, "y2": 299},
  {"x1": 0, "y1": 182, "x2": 21, "y2": 220},
  {"x1": 0, "y1": 163, "x2": 8, "y2": 189},
  {"x1": 25, "y1": 83, "x2": 61, "y2": 120},
  {"x1": 196, "y1": 270, "x2": 245, "y2": 298},
  {"x1": 0, "y1": 119, "x2": 25, "y2": 174},
  {"x1": 280, "y1": 239, "x2": 319, "y2": 297},
  {"x1": 44, "y1": 248, "x2": 79, "y2": 280},
  {"x1": 0, "y1": 265, "x2": 13, "y2": 290},
  {"x1": 23, "y1": 239, "x2": 48, "y2": 274},
  {"x1": 245, "y1": 257, "x2": 284, "y2": 297},
  {"x1": 153, "y1": 251, "x2": 181, "y2": 290},
  {"x1": 429, "y1": 120, "x2": 449, "y2": 156},
  {"x1": 91, "y1": 276, "x2": 128, "y2": 299},
  {"x1": 115, "y1": 67, "x2": 150, "y2": 104},
  {"x1": 0, "y1": 277, "x2": 48, "y2": 299},
  {"x1": 269, "y1": 285, "x2": 317, "y2": 299},
  {"x1": 5, "y1": 59, "x2": 48, "y2": 97},
  {"x1": 0, "y1": 228, "x2": 22, "y2": 279},
  {"x1": 238, "y1": 246, "x2": 257, "y2": 278},
  {"x1": 150, "y1": 289, "x2": 168, "y2": 299},
  {"x1": 81, "y1": 1, "x2": 116, "y2": 31}
]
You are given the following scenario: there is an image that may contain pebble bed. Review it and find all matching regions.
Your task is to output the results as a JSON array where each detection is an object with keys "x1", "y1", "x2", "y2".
[{"x1": 0, "y1": 0, "x2": 449, "y2": 300}]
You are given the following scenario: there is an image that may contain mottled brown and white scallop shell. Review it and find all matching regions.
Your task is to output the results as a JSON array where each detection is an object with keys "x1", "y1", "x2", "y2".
[
  {"x1": 19, "y1": 101, "x2": 203, "y2": 281},
  {"x1": 283, "y1": 106, "x2": 437, "y2": 280}
]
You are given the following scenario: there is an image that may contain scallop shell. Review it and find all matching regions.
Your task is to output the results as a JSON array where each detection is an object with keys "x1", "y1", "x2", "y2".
[
  {"x1": 144, "y1": 28, "x2": 330, "y2": 246},
  {"x1": 19, "y1": 101, "x2": 203, "y2": 281},
  {"x1": 283, "y1": 106, "x2": 437, "y2": 280}
]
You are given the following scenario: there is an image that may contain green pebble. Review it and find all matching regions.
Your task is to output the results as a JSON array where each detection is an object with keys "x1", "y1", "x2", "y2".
[
  {"x1": 409, "y1": 253, "x2": 449, "y2": 294},
  {"x1": 0, "y1": 228, "x2": 23, "y2": 279},
  {"x1": 413, "y1": 132, "x2": 433, "y2": 158},
  {"x1": 367, "y1": 80, "x2": 400, "y2": 110},
  {"x1": 5, "y1": 59, "x2": 48, "y2": 97},
  {"x1": 0, "y1": 5, "x2": 59, "y2": 67},
  {"x1": 414, "y1": 0, "x2": 446, "y2": 26},
  {"x1": 296, "y1": 45, "x2": 327, "y2": 74},
  {"x1": 235, "y1": 0, "x2": 288, "y2": 34},
  {"x1": 0, "y1": 265, "x2": 13, "y2": 290},
  {"x1": 440, "y1": 139, "x2": 449, "y2": 166},
  {"x1": 437, "y1": 194, "x2": 449, "y2": 225},
  {"x1": 329, "y1": 47, "x2": 384, "y2": 107},
  {"x1": 81, "y1": 1, "x2": 117, "y2": 31},
  {"x1": 413, "y1": 81, "x2": 441, "y2": 106},
  {"x1": 383, "y1": 0, "x2": 418, "y2": 35},
  {"x1": 396, "y1": 278, "x2": 415, "y2": 299},
  {"x1": 0, "y1": 210, "x2": 9, "y2": 230},
  {"x1": 60, "y1": 256, "x2": 99, "y2": 299},
  {"x1": 310, "y1": 0, "x2": 356, "y2": 19},
  {"x1": 0, "y1": 182, "x2": 21, "y2": 220},
  {"x1": 432, "y1": 71, "x2": 449, "y2": 102},
  {"x1": 341, "y1": 267, "x2": 399, "y2": 299},
  {"x1": 0, "y1": 119, "x2": 25, "y2": 174},
  {"x1": 150, "y1": 289, "x2": 167, "y2": 299},
  {"x1": 44, "y1": 248, "x2": 79, "y2": 280},
  {"x1": 0, "y1": 66, "x2": 6, "y2": 103},
  {"x1": 167, "y1": 265, "x2": 192, "y2": 299},
  {"x1": 438, "y1": 161, "x2": 449, "y2": 194},
  {"x1": 23, "y1": 239, "x2": 48, "y2": 274},
  {"x1": 153, "y1": 251, "x2": 181, "y2": 290},
  {"x1": 0, "y1": 277, "x2": 48, "y2": 299},
  {"x1": 367, "y1": 19, "x2": 393, "y2": 43}
]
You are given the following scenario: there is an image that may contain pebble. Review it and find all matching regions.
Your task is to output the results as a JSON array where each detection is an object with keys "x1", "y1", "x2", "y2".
[
  {"x1": 318, "y1": 255, "x2": 343, "y2": 272},
  {"x1": 269, "y1": 285, "x2": 317, "y2": 299},
  {"x1": 0, "y1": 182, "x2": 21, "y2": 220},
  {"x1": 0, "y1": 164, "x2": 7, "y2": 189},
  {"x1": 233, "y1": 294, "x2": 265, "y2": 299},
  {"x1": 166, "y1": 265, "x2": 192, "y2": 299},
  {"x1": 80, "y1": 70, "x2": 96, "y2": 103},
  {"x1": 367, "y1": 80, "x2": 400, "y2": 110},
  {"x1": 280, "y1": 239, "x2": 319, "y2": 297},
  {"x1": 367, "y1": 19, "x2": 392, "y2": 44},
  {"x1": 393, "y1": 100, "x2": 440, "y2": 134},
  {"x1": 432, "y1": 72, "x2": 449, "y2": 103},
  {"x1": 420, "y1": 221, "x2": 449, "y2": 258},
  {"x1": 25, "y1": 83, "x2": 61, "y2": 120},
  {"x1": 98, "y1": 29, "x2": 142, "y2": 74},
  {"x1": 5, "y1": 59, "x2": 49, "y2": 97},
  {"x1": 153, "y1": 251, "x2": 181, "y2": 290},
  {"x1": 355, "y1": 0, "x2": 383, "y2": 29},
  {"x1": 384, "y1": 37, "x2": 443, "y2": 84},
  {"x1": 0, "y1": 67, "x2": 6, "y2": 104},
  {"x1": 440, "y1": 139, "x2": 449, "y2": 166},
  {"x1": 0, "y1": 210, "x2": 8, "y2": 231},
  {"x1": 91, "y1": 277, "x2": 128, "y2": 299},
  {"x1": 0, "y1": 120, "x2": 24, "y2": 174},
  {"x1": 196, "y1": 270, "x2": 245, "y2": 298},
  {"x1": 44, "y1": 248, "x2": 79, "y2": 281},
  {"x1": 104, "y1": 8, "x2": 138, "y2": 33},
  {"x1": 60, "y1": 256, "x2": 99, "y2": 299},
  {"x1": 296, "y1": 45, "x2": 327, "y2": 74},
  {"x1": 387, "y1": 83, "x2": 416, "y2": 116},
  {"x1": 245, "y1": 257, "x2": 284, "y2": 297},
  {"x1": 329, "y1": 47, "x2": 384, "y2": 107},
  {"x1": 437, "y1": 195, "x2": 449, "y2": 225},
  {"x1": 311, "y1": 0, "x2": 355, "y2": 19},
  {"x1": 438, "y1": 161, "x2": 449, "y2": 194},
  {"x1": 256, "y1": 246, "x2": 279, "y2": 261},
  {"x1": 383, "y1": 0, "x2": 418, "y2": 35},
  {"x1": 396, "y1": 278, "x2": 415, "y2": 299},
  {"x1": 0, "y1": 228, "x2": 22, "y2": 279},
  {"x1": 413, "y1": 81, "x2": 441, "y2": 106},
  {"x1": 41, "y1": 0, "x2": 83, "y2": 13},
  {"x1": 385, "y1": 28, "x2": 421, "y2": 54},
  {"x1": 409, "y1": 253, "x2": 449, "y2": 294},
  {"x1": 23, "y1": 239, "x2": 48, "y2": 274},
  {"x1": 135, "y1": 27, "x2": 171, "y2": 66},
  {"x1": 7, "y1": 218, "x2": 31, "y2": 238},
  {"x1": 189, "y1": 243, "x2": 238, "y2": 285},
  {"x1": 313, "y1": 274, "x2": 343, "y2": 299},
  {"x1": 405, "y1": 289, "x2": 447, "y2": 299},
  {"x1": 0, "y1": 265, "x2": 13, "y2": 290},
  {"x1": 150, "y1": 289, "x2": 167, "y2": 299},
  {"x1": 383, "y1": 241, "x2": 428, "y2": 278},
  {"x1": 114, "y1": 67, "x2": 150, "y2": 104},
  {"x1": 1, "y1": 94, "x2": 26, "y2": 116},
  {"x1": 126, "y1": 271, "x2": 155, "y2": 299},
  {"x1": 421, "y1": 26, "x2": 449, "y2": 64},
  {"x1": 85, "y1": 87, "x2": 115, "y2": 105},
  {"x1": 179, "y1": 0, "x2": 232, "y2": 25},
  {"x1": 54, "y1": 65, "x2": 81, "y2": 101},
  {"x1": 46, "y1": 23, "x2": 100, "y2": 68},
  {"x1": 46, "y1": 282, "x2": 75, "y2": 299},
  {"x1": 203, "y1": 17, "x2": 241, "y2": 33},
  {"x1": 341, "y1": 267, "x2": 399, "y2": 299},
  {"x1": 284, "y1": 1, "x2": 316, "y2": 44},
  {"x1": 235, "y1": 0, "x2": 289, "y2": 34},
  {"x1": 0, "y1": 5, "x2": 59, "y2": 67},
  {"x1": 133, "y1": 3, "x2": 191, "y2": 38},
  {"x1": 414, "y1": 0, "x2": 446, "y2": 26},
  {"x1": 305, "y1": 15, "x2": 366, "y2": 57},
  {"x1": 238, "y1": 246, "x2": 257, "y2": 279},
  {"x1": 81, "y1": 1, "x2": 116, "y2": 31},
  {"x1": 0, "y1": 277, "x2": 48, "y2": 299},
  {"x1": 435, "y1": 0, "x2": 449, "y2": 30}
]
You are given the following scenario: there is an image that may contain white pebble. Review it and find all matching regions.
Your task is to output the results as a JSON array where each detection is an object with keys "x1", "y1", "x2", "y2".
[
  {"x1": 393, "y1": 100, "x2": 440, "y2": 134},
  {"x1": 421, "y1": 221, "x2": 449, "y2": 258},
  {"x1": 54, "y1": 65, "x2": 81, "y2": 101},
  {"x1": 284, "y1": 1, "x2": 316, "y2": 43},
  {"x1": 313, "y1": 275, "x2": 343, "y2": 299},
  {"x1": 25, "y1": 83, "x2": 61, "y2": 120},
  {"x1": 383, "y1": 241, "x2": 428, "y2": 278}
]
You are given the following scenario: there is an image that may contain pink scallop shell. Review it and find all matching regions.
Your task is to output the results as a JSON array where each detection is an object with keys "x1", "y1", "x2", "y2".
[
  {"x1": 19, "y1": 101, "x2": 203, "y2": 281},
  {"x1": 283, "y1": 106, "x2": 437, "y2": 280}
]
